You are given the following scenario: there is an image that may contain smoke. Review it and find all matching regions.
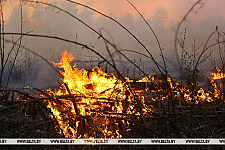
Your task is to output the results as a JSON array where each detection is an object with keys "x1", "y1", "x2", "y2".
[{"x1": 3, "y1": 0, "x2": 225, "y2": 87}]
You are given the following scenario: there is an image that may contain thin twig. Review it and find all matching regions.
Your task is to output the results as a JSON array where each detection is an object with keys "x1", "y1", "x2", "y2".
[{"x1": 174, "y1": 0, "x2": 202, "y2": 68}]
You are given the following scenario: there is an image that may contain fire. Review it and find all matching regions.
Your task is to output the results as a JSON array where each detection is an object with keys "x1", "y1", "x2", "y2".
[
  {"x1": 53, "y1": 51, "x2": 124, "y2": 97},
  {"x1": 46, "y1": 51, "x2": 150, "y2": 138},
  {"x1": 167, "y1": 74, "x2": 220, "y2": 104},
  {"x1": 45, "y1": 51, "x2": 224, "y2": 138},
  {"x1": 208, "y1": 67, "x2": 224, "y2": 101},
  {"x1": 212, "y1": 66, "x2": 225, "y2": 80},
  {"x1": 136, "y1": 75, "x2": 156, "y2": 82}
]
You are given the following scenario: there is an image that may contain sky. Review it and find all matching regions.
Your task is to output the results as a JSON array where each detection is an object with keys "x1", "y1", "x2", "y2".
[{"x1": 2, "y1": 0, "x2": 225, "y2": 86}]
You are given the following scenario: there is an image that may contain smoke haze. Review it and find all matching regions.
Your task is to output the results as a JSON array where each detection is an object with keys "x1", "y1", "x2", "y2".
[{"x1": 2, "y1": 0, "x2": 225, "y2": 87}]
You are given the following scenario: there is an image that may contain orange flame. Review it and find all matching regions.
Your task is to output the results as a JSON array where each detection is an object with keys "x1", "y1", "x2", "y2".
[
  {"x1": 46, "y1": 51, "x2": 150, "y2": 138},
  {"x1": 212, "y1": 66, "x2": 225, "y2": 81},
  {"x1": 53, "y1": 51, "x2": 124, "y2": 97}
]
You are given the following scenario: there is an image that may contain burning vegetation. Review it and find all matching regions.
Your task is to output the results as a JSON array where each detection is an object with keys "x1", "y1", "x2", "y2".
[
  {"x1": 1, "y1": 51, "x2": 225, "y2": 140},
  {"x1": 46, "y1": 51, "x2": 153, "y2": 138}
]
